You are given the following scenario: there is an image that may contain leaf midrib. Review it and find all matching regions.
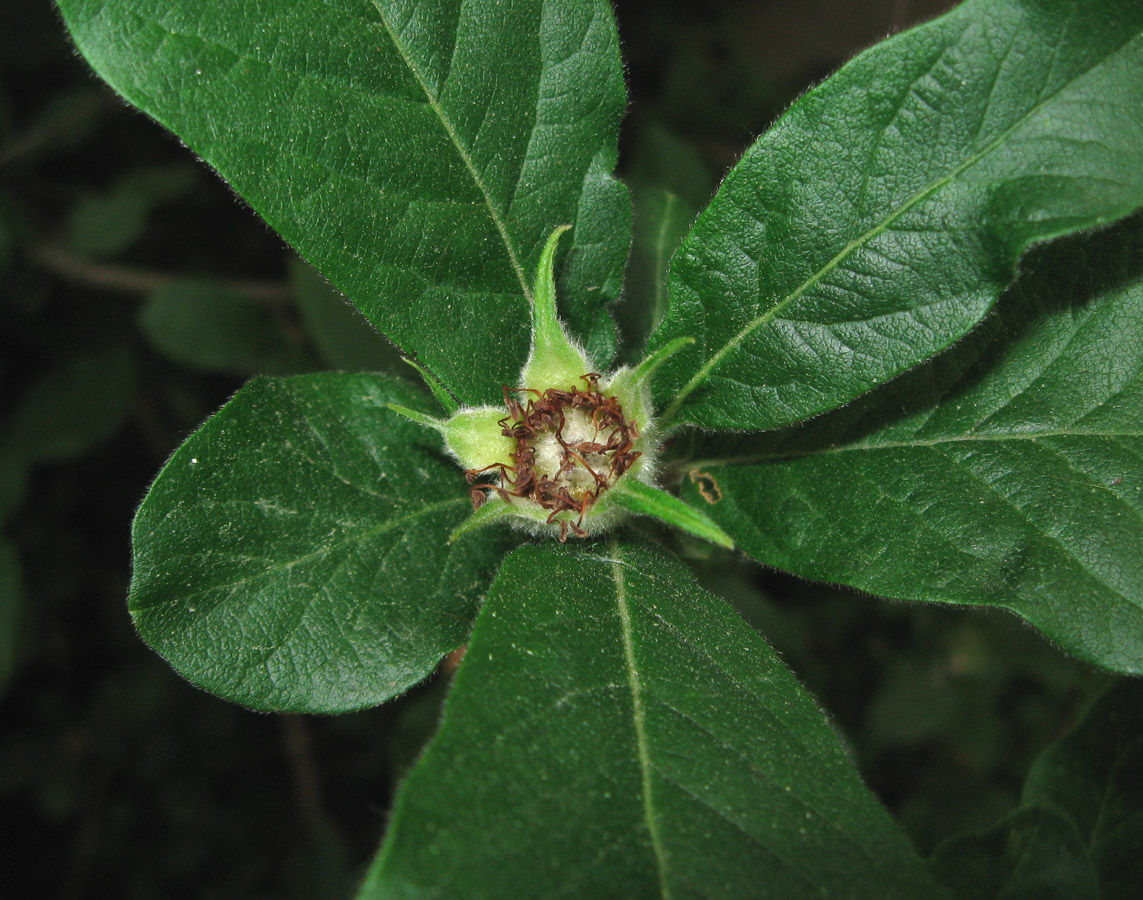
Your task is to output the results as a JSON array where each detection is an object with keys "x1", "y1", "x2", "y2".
[
  {"x1": 599, "y1": 549, "x2": 910, "y2": 894},
  {"x1": 686, "y1": 426, "x2": 1143, "y2": 470},
  {"x1": 691, "y1": 438, "x2": 1143, "y2": 621},
  {"x1": 608, "y1": 540, "x2": 672, "y2": 899},
  {"x1": 372, "y1": 1, "x2": 531, "y2": 303},
  {"x1": 659, "y1": 27, "x2": 1143, "y2": 427}
]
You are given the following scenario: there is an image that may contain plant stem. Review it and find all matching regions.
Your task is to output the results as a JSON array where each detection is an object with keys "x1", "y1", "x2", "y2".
[{"x1": 29, "y1": 244, "x2": 294, "y2": 304}]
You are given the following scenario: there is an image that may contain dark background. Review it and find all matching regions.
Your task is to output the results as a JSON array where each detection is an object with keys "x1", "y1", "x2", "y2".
[{"x1": 1, "y1": 1, "x2": 1104, "y2": 897}]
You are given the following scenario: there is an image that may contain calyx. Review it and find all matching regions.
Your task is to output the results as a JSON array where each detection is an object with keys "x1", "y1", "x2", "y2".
[
  {"x1": 467, "y1": 375, "x2": 642, "y2": 541},
  {"x1": 390, "y1": 226, "x2": 733, "y2": 549}
]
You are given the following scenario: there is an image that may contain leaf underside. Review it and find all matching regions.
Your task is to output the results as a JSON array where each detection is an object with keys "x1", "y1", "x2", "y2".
[
  {"x1": 651, "y1": 0, "x2": 1143, "y2": 430},
  {"x1": 362, "y1": 540, "x2": 943, "y2": 899}
]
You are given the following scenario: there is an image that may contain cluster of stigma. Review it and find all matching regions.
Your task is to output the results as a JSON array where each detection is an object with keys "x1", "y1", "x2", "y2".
[{"x1": 466, "y1": 375, "x2": 640, "y2": 541}]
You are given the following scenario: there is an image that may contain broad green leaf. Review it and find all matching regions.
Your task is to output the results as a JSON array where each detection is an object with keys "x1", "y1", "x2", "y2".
[
  {"x1": 362, "y1": 540, "x2": 943, "y2": 899},
  {"x1": 650, "y1": 0, "x2": 1143, "y2": 430},
  {"x1": 931, "y1": 680, "x2": 1143, "y2": 899},
  {"x1": 6, "y1": 347, "x2": 135, "y2": 464},
  {"x1": 0, "y1": 540, "x2": 21, "y2": 694},
  {"x1": 58, "y1": 0, "x2": 630, "y2": 403},
  {"x1": 138, "y1": 280, "x2": 311, "y2": 374},
  {"x1": 288, "y1": 259, "x2": 404, "y2": 373},
  {"x1": 130, "y1": 373, "x2": 511, "y2": 713},
  {"x1": 679, "y1": 214, "x2": 1143, "y2": 673}
]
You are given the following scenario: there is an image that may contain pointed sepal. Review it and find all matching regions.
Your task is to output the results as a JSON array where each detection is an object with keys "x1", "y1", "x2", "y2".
[
  {"x1": 386, "y1": 403, "x2": 447, "y2": 434},
  {"x1": 628, "y1": 335, "x2": 694, "y2": 391},
  {"x1": 521, "y1": 225, "x2": 592, "y2": 391},
  {"x1": 449, "y1": 498, "x2": 518, "y2": 543},
  {"x1": 441, "y1": 406, "x2": 516, "y2": 472},
  {"x1": 402, "y1": 358, "x2": 459, "y2": 414},
  {"x1": 610, "y1": 479, "x2": 735, "y2": 549}
]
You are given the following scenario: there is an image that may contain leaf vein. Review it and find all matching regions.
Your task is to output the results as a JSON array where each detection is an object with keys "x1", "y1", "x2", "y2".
[
  {"x1": 661, "y1": 27, "x2": 1143, "y2": 426},
  {"x1": 371, "y1": 1, "x2": 531, "y2": 301}
]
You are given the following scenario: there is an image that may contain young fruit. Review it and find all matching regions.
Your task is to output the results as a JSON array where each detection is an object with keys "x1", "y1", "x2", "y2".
[{"x1": 392, "y1": 227, "x2": 732, "y2": 549}]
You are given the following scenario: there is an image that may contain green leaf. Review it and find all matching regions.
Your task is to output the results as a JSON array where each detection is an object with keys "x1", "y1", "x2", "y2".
[
  {"x1": 66, "y1": 163, "x2": 197, "y2": 258},
  {"x1": 624, "y1": 122, "x2": 717, "y2": 214},
  {"x1": 679, "y1": 214, "x2": 1143, "y2": 674},
  {"x1": 1022, "y1": 680, "x2": 1143, "y2": 898},
  {"x1": 58, "y1": 0, "x2": 630, "y2": 404},
  {"x1": 650, "y1": 0, "x2": 1143, "y2": 430},
  {"x1": 7, "y1": 347, "x2": 136, "y2": 464},
  {"x1": 288, "y1": 259, "x2": 404, "y2": 373},
  {"x1": 617, "y1": 186, "x2": 696, "y2": 361},
  {"x1": 362, "y1": 540, "x2": 943, "y2": 899},
  {"x1": 138, "y1": 279, "x2": 311, "y2": 374},
  {"x1": 129, "y1": 373, "x2": 511, "y2": 713},
  {"x1": 931, "y1": 680, "x2": 1143, "y2": 899},
  {"x1": 0, "y1": 540, "x2": 21, "y2": 695},
  {"x1": 930, "y1": 806, "x2": 1099, "y2": 900}
]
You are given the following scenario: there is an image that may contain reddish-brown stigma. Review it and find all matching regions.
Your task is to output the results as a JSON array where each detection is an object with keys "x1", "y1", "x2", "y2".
[{"x1": 465, "y1": 374, "x2": 641, "y2": 541}]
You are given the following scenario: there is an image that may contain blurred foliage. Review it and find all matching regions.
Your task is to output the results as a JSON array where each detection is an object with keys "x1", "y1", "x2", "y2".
[
  {"x1": 0, "y1": 0, "x2": 1109, "y2": 896},
  {"x1": 930, "y1": 679, "x2": 1143, "y2": 899}
]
